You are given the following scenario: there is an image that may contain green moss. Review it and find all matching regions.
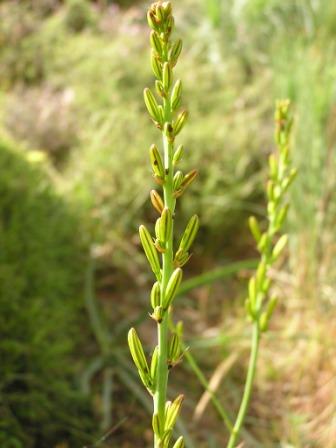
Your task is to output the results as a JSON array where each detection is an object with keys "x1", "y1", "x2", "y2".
[{"x1": 0, "y1": 141, "x2": 95, "y2": 447}]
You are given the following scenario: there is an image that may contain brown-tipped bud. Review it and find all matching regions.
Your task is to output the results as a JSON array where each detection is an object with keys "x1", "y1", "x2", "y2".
[
  {"x1": 174, "y1": 248, "x2": 191, "y2": 268},
  {"x1": 180, "y1": 169, "x2": 198, "y2": 190},
  {"x1": 150, "y1": 30, "x2": 162, "y2": 55},
  {"x1": 173, "y1": 110, "x2": 188, "y2": 135},
  {"x1": 163, "y1": 62, "x2": 173, "y2": 91},
  {"x1": 147, "y1": 10, "x2": 158, "y2": 30},
  {"x1": 154, "y1": 238, "x2": 166, "y2": 253},
  {"x1": 150, "y1": 190, "x2": 164, "y2": 214},
  {"x1": 150, "y1": 144, "x2": 165, "y2": 179}
]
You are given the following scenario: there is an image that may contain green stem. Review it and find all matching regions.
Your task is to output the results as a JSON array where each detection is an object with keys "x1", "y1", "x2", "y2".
[
  {"x1": 226, "y1": 323, "x2": 260, "y2": 448},
  {"x1": 153, "y1": 98, "x2": 174, "y2": 447}
]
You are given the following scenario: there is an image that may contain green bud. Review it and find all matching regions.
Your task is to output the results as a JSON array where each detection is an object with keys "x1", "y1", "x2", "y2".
[
  {"x1": 168, "y1": 333, "x2": 181, "y2": 362},
  {"x1": 138, "y1": 368, "x2": 153, "y2": 392},
  {"x1": 150, "y1": 189, "x2": 164, "y2": 214},
  {"x1": 163, "y1": 62, "x2": 173, "y2": 91},
  {"x1": 154, "y1": 238, "x2": 166, "y2": 253},
  {"x1": 128, "y1": 328, "x2": 149, "y2": 374},
  {"x1": 169, "y1": 38, "x2": 182, "y2": 66},
  {"x1": 144, "y1": 88, "x2": 161, "y2": 122},
  {"x1": 163, "y1": 268, "x2": 183, "y2": 309},
  {"x1": 269, "y1": 154, "x2": 278, "y2": 179},
  {"x1": 256, "y1": 261, "x2": 267, "y2": 289},
  {"x1": 150, "y1": 30, "x2": 162, "y2": 55},
  {"x1": 147, "y1": 10, "x2": 158, "y2": 30},
  {"x1": 173, "y1": 171, "x2": 184, "y2": 191},
  {"x1": 152, "y1": 413, "x2": 163, "y2": 437},
  {"x1": 172, "y1": 436, "x2": 185, "y2": 448},
  {"x1": 259, "y1": 311, "x2": 268, "y2": 332},
  {"x1": 171, "y1": 80, "x2": 182, "y2": 110},
  {"x1": 159, "y1": 207, "x2": 173, "y2": 243},
  {"x1": 165, "y1": 394, "x2": 184, "y2": 430},
  {"x1": 275, "y1": 203, "x2": 289, "y2": 229},
  {"x1": 155, "y1": 80, "x2": 166, "y2": 98},
  {"x1": 174, "y1": 110, "x2": 188, "y2": 135},
  {"x1": 162, "y1": 429, "x2": 172, "y2": 447},
  {"x1": 179, "y1": 215, "x2": 199, "y2": 252},
  {"x1": 162, "y1": 1, "x2": 172, "y2": 17},
  {"x1": 150, "y1": 144, "x2": 165, "y2": 179},
  {"x1": 151, "y1": 51, "x2": 162, "y2": 79},
  {"x1": 150, "y1": 346, "x2": 159, "y2": 381},
  {"x1": 272, "y1": 234, "x2": 288, "y2": 259},
  {"x1": 150, "y1": 305, "x2": 164, "y2": 323},
  {"x1": 155, "y1": 217, "x2": 161, "y2": 239},
  {"x1": 248, "y1": 216, "x2": 261, "y2": 243},
  {"x1": 139, "y1": 225, "x2": 161, "y2": 278},
  {"x1": 173, "y1": 144, "x2": 184, "y2": 165},
  {"x1": 151, "y1": 281, "x2": 161, "y2": 309},
  {"x1": 174, "y1": 248, "x2": 191, "y2": 268},
  {"x1": 248, "y1": 276, "x2": 257, "y2": 307}
]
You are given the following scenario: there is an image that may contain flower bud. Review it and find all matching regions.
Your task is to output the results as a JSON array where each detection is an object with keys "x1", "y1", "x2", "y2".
[
  {"x1": 173, "y1": 171, "x2": 184, "y2": 191},
  {"x1": 174, "y1": 110, "x2": 188, "y2": 135},
  {"x1": 152, "y1": 413, "x2": 163, "y2": 437},
  {"x1": 150, "y1": 281, "x2": 161, "y2": 309},
  {"x1": 180, "y1": 169, "x2": 198, "y2": 190},
  {"x1": 168, "y1": 333, "x2": 181, "y2": 362},
  {"x1": 150, "y1": 305, "x2": 164, "y2": 323},
  {"x1": 174, "y1": 248, "x2": 191, "y2": 268},
  {"x1": 171, "y1": 79, "x2": 182, "y2": 110},
  {"x1": 172, "y1": 436, "x2": 185, "y2": 448},
  {"x1": 272, "y1": 234, "x2": 288, "y2": 260},
  {"x1": 173, "y1": 144, "x2": 184, "y2": 165},
  {"x1": 163, "y1": 268, "x2": 183, "y2": 309},
  {"x1": 149, "y1": 144, "x2": 165, "y2": 179},
  {"x1": 165, "y1": 394, "x2": 184, "y2": 430},
  {"x1": 151, "y1": 51, "x2": 162, "y2": 79},
  {"x1": 248, "y1": 216, "x2": 261, "y2": 243},
  {"x1": 144, "y1": 88, "x2": 161, "y2": 122},
  {"x1": 169, "y1": 39, "x2": 182, "y2": 66},
  {"x1": 150, "y1": 189, "x2": 164, "y2": 214},
  {"x1": 128, "y1": 328, "x2": 149, "y2": 374},
  {"x1": 150, "y1": 30, "x2": 162, "y2": 55},
  {"x1": 155, "y1": 80, "x2": 166, "y2": 98},
  {"x1": 159, "y1": 207, "x2": 173, "y2": 243},
  {"x1": 150, "y1": 346, "x2": 159, "y2": 380},
  {"x1": 178, "y1": 214, "x2": 199, "y2": 252},
  {"x1": 163, "y1": 62, "x2": 173, "y2": 91},
  {"x1": 139, "y1": 225, "x2": 161, "y2": 278}
]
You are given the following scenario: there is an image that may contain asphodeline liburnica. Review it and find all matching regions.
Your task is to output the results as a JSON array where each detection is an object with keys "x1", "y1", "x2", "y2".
[{"x1": 128, "y1": 2, "x2": 198, "y2": 447}]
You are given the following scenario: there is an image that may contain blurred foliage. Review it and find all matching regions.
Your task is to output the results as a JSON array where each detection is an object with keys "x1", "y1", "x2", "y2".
[
  {"x1": 0, "y1": 0, "x2": 335, "y2": 446},
  {"x1": 0, "y1": 140, "x2": 95, "y2": 447}
]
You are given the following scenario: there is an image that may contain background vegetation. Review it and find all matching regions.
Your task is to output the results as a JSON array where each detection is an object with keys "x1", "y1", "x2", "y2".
[{"x1": 0, "y1": 0, "x2": 335, "y2": 446}]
